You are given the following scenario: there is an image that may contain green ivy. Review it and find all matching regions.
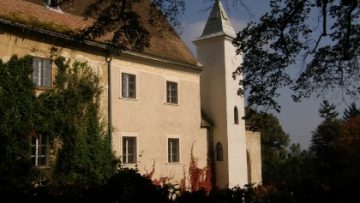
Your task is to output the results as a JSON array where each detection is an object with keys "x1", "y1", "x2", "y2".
[
  {"x1": 0, "y1": 55, "x2": 116, "y2": 201},
  {"x1": 0, "y1": 55, "x2": 37, "y2": 200},
  {"x1": 37, "y1": 57, "x2": 116, "y2": 186}
]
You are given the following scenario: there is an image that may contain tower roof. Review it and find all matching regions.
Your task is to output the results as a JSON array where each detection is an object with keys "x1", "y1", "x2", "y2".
[{"x1": 199, "y1": 0, "x2": 236, "y2": 39}]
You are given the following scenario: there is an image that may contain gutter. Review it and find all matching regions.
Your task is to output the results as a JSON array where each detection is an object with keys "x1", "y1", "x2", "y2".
[
  {"x1": 106, "y1": 55, "x2": 113, "y2": 144},
  {"x1": 122, "y1": 51, "x2": 203, "y2": 71}
]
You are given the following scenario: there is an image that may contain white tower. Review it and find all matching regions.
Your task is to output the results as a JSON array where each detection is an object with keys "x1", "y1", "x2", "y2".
[{"x1": 194, "y1": 0, "x2": 248, "y2": 187}]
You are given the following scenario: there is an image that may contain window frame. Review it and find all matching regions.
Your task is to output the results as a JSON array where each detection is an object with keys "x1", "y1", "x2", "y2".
[
  {"x1": 121, "y1": 72, "x2": 137, "y2": 99},
  {"x1": 166, "y1": 81, "x2": 178, "y2": 104},
  {"x1": 122, "y1": 136, "x2": 137, "y2": 164},
  {"x1": 167, "y1": 137, "x2": 180, "y2": 163},
  {"x1": 30, "y1": 134, "x2": 50, "y2": 167},
  {"x1": 32, "y1": 57, "x2": 52, "y2": 89}
]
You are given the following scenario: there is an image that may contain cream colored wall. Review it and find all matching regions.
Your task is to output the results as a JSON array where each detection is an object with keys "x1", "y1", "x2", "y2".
[
  {"x1": 245, "y1": 130, "x2": 262, "y2": 184},
  {"x1": 195, "y1": 35, "x2": 248, "y2": 188},
  {"x1": 196, "y1": 37, "x2": 229, "y2": 187},
  {"x1": 1, "y1": 31, "x2": 209, "y2": 188},
  {"x1": 0, "y1": 33, "x2": 109, "y2": 121},
  {"x1": 110, "y1": 55, "x2": 208, "y2": 187},
  {"x1": 223, "y1": 36, "x2": 248, "y2": 187}
]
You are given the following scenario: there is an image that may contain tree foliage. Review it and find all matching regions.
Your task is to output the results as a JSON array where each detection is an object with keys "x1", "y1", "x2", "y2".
[
  {"x1": 309, "y1": 103, "x2": 360, "y2": 202},
  {"x1": 57, "y1": 0, "x2": 185, "y2": 52},
  {"x1": 343, "y1": 102, "x2": 360, "y2": 120},
  {"x1": 0, "y1": 56, "x2": 37, "y2": 200},
  {"x1": 318, "y1": 100, "x2": 339, "y2": 120},
  {"x1": 233, "y1": 0, "x2": 360, "y2": 111}
]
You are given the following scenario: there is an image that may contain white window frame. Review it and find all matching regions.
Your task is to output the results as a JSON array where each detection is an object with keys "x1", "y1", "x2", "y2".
[
  {"x1": 166, "y1": 81, "x2": 178, "y2": 104},
  {"x1": 32, "y1": 57, "x2": 52, "y2": 89},
  {"x1": 119, "y1": 70, "x2": 139, "y2": 100},
  {"x1": 121, "y1": 133, "x2": 138, "y2": 165},
  {"x1": 121, "y1": 73, "x2": 136, "y2": 99},
  {"x1": 30, "y1": 134, "x2": 49, "y2": 167},
  {"x1": 167, "y1": 136, "x2": 180, "y2": 163},
  {"x1": 164, "y1": 78, "x2": 180, "y2": 105}
]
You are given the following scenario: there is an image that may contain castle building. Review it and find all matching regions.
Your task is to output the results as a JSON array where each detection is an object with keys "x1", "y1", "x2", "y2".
[{"x1": 0, "y1": 0, "x2": 261, "y2": 188}]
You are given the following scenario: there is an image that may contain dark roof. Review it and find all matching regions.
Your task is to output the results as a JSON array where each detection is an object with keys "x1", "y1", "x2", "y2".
[
  {"x1": 0, "y1": 0, "x2": 198, "y2": 66},
  {"x1": 198, "y1": 0, "x2": 236, "y2": 41}
]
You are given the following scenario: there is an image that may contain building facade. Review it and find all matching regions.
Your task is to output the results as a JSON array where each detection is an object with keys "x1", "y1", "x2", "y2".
[{"x1": 0, "y1": 0, "x2": 261, "y2": 188}]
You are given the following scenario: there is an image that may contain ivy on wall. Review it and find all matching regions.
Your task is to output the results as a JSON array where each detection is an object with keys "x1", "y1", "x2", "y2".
[{"x1": 0, "y1": 55, "x2": 116, "y2": 196}]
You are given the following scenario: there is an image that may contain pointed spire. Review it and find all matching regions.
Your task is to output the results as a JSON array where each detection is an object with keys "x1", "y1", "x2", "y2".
[{"x1": 200, "y1": 0, "x2": 236, "y2": 39}]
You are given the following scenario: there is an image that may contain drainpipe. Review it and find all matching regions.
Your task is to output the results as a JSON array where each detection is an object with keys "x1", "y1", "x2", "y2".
[{"x1": 106, "y1": 55, "x2": 113, "y2": 144}]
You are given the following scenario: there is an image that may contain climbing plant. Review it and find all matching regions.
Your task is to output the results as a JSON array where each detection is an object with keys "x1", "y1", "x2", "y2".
[{"x1": 36, "y1": 57, "x2": 117, "y2": 186}]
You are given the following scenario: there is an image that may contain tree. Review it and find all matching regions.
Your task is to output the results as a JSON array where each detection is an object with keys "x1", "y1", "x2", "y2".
[
  {"x1": 275, "y1": 144, "x2": 321, "y2": 202},
  {"x1": 343, "y1": 102, "x2": 360, "y2": 120},
  {"x1": 245, "y1": 108, "x2": 290, "y2": 183},
  {"x1": 335, "y1": 115, "x2": 360, "y2": 202},
  {"x1": 309, "y1": 103, "x2": 360, "y2": 202},
  {"x1": 57, "y1": 0, "x2": 185, "y2": 52},
  {"x1": 318, "y1": 100, "x2": 339, "y2": 120},
  {"x1": 0, "y1": 56, "x2": 37, "y2": 201},
  {"x1": 232, "y1": 0, "x2": 360, "y2": 111}
]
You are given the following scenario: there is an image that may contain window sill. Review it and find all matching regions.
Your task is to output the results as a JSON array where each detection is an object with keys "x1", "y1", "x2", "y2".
[
  {"x1": 34, "y1": 86, "x2": 52, "y2": 90},
  {"x1": 32, "y1": 166, "x2": 50, "y2": 169},
  {"x1": 164, "y1": 102, "x2": 179, "y2": 106},
  {"x1": 166, "y1": 162, "x2": 182, "y2": 165},
  {"x1": 119, "y1": 97, "x2": 138, "y2": 102},
  {"x1": 122, "y1": 162, "x2": 137, "y2": 165},
  {"x1": 122, "y1": 163, "x2": 138, "y2": 168}
]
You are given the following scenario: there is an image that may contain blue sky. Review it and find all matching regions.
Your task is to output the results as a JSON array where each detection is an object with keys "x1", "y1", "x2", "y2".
[{"x1": 178, "y1": 0, "x2": 350, "y2": 149}]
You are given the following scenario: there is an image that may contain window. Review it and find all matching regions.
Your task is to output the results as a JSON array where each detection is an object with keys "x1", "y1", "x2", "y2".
[
  {"x1": 32, "y1": 57, "x2": 52, "y2": 88},
  {"x1": 234, "y1": 106, "x2": 239, "y2": 124},
  {"x1": 168, "y1": 138, "x2": 180, "y2": 163},
  {"x1": 122, "y1": 73, "x2": 136, "y2": 98},
  {"x1": 31, "y1": 134, "x2": 49, "y2": 167},
  {"x1": 216, "y1": 142, "x2": 223, "y2": 161},
  {"x1": 122, "y1": 137, "x2": 137, "y2": 164},
  {"x1": 166, "y1": 81, "x2": 178, "y2": 104}
]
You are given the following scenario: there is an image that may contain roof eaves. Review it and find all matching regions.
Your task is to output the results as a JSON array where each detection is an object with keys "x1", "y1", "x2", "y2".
[
  {"x1": 122, "y1": 51, "x2": 203, "y2": 71},
  {"x1": 0, "y1": 17, "x2": 203, "y2": 71},
  {"x1": 0, "y1": 18, "x2": 109, "y2": 50}
]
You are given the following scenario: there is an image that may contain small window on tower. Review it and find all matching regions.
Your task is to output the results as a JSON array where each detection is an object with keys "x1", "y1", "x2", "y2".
[{"x1": 234, "y1": 106, "x2": 239, "y2": 124}]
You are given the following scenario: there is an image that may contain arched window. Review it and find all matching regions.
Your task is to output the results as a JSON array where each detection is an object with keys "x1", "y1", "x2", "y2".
[
  {"x1": 234, "y1": 106, "x2": 239, "y2": 124},
  {"x1": 216, "y1": 142, "x2": 223, "y2": 161}
]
